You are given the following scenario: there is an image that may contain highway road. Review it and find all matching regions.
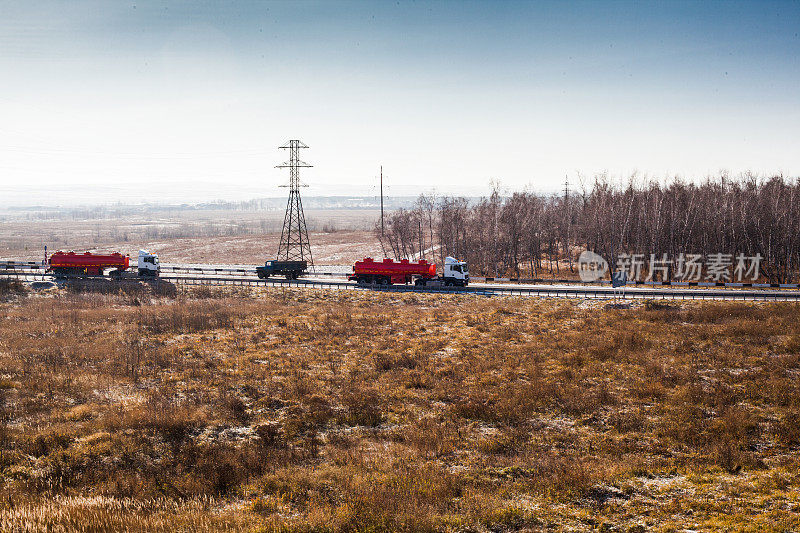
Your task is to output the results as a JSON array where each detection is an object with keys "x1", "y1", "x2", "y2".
[{"x1": 2, "y1": 261, "x2": 799, "y2": 301}]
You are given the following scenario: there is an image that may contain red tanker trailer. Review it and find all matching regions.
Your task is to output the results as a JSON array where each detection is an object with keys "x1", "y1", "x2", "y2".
[
  {"x1": 48, "y1": 251, "x2": 130, "y2": 277},
  {"x1": 349, "y1": 257, "x2": 437, "y2": 285},
  {"x1": 348, "y1": 256, "x2": 469, "y2": 286}
]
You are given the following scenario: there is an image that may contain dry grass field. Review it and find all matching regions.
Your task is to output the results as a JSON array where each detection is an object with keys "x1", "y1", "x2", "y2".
[{"x1": 1, "y1": 280, "x2": 799, "y2": 531}]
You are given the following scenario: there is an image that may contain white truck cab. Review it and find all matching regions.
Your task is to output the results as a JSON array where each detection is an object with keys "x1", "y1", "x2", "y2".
[
  {"x1": 137, "y1": 250, "x2": 160, "y2": 277},
  {"x1": 443, "y1": 256, "x2": 469, "y2": 286}
]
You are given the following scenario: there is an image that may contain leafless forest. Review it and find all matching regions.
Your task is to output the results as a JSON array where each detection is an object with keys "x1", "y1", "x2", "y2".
[{"x1": 380, "y1": 174, "x2": 800, "y2": 283}]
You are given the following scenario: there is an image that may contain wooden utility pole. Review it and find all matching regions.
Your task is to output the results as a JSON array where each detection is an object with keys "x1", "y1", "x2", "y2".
[{"x1": 380, "y1": 166, "x2": 385, "y2": 239}]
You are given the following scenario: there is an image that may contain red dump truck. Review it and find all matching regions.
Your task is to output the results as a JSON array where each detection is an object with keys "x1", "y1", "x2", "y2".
[{"x1": 349, "y1": 256, "x2": 469, "y2": 286}]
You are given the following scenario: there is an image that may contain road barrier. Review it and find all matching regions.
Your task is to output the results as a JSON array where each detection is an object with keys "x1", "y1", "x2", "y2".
[
  {"x1": 4, "y1": 269, "x2": 800, "y2": 302},
  {"x1": 3, "y1": 261, "x2": 800, "y2": 300},
  {"x1": 475, "y1": 275, "x2": 800, "y2": 289}
]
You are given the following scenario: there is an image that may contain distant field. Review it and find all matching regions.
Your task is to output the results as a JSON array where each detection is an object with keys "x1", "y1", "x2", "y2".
[
  {"x1": 0, "y1": 207, "x2": 382, "y2": 264},
  {"x1": 1, "y1": 283, "x2": 798, "y2": 531}
]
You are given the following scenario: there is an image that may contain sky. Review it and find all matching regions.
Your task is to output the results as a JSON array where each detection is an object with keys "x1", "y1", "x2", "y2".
[{"x1": 1, "y1": 0, "x2": 799, "y2": 206}]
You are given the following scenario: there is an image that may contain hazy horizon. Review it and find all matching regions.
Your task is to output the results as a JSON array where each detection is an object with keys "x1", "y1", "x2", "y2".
[
  {"x1": 2, "y1": 0, "x2": 799, "y2": 206},
  {"x1": 0, "y1": 193, "x2": 429, "y2": 211}
]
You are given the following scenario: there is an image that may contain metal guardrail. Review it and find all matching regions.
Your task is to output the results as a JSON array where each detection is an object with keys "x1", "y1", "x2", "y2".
[
  {"x1": 0, "y1": 261, "x2": 348, "y2": 278},
  {"x1": 476, "y1": 275, "x2": 800, "y2": 289},
  {"x1": 158, "y1": 265, "x2": 349, "y2": 278},
  {"x1": 3, "y1": 261, "x2": 800, "y2": 301},
  {"x1": 0, "y1": 262, "x2": 45, "y2": 270},
  {"x1": 4, "y1": 260, "x2": 799, "y2": 288},
  {"x1": 142, "y1": 275, "x2": 800, "y2": 301}
]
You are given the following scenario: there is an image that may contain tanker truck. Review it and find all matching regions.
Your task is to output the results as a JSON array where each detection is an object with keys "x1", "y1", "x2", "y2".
[
  {"x1": 48, "y1": 250, "x2": 160, "y2": 278},
  {"x1": 349, "y1": 256, "x2": 469, "y2": 287}
]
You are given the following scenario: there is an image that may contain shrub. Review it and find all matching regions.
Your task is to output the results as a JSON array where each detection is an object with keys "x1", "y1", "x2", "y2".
[
  {"x1": 374, "y1": 351, "x2": 417, "y2": 372},
  {"x1": 783, "y1": 334, "x2": 800, "y2": 354},
  {"x1": 222, "y1": 395, "x2": 250, "y2": 424},
  {"x1": 774, "y1": 411, "x2": 800, "y2": 446},
  {"x1": 0, "y1": 279, "x2": 26, "y2": 300},
  {"x1": 340, "y1": 388, "x2": 384, "y2": 427}
]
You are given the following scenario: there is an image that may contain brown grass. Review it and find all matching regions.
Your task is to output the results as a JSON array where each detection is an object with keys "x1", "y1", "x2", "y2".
[
  {"x1": 0, "y1": 288, "x2": 799, "y2": 531},
  {"x1": 0, "y1": 279, "x2": 26, "y2": 301}
]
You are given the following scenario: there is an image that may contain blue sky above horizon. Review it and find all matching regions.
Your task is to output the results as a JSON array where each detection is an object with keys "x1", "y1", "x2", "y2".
[{"x1": 1, "y1": 0, "x2": 799, "y2": 205}]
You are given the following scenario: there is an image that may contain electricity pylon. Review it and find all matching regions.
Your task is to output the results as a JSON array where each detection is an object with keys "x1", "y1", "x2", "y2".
[{"x1": 276, "y1": 140, "x2": 314, "y2": 266}]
